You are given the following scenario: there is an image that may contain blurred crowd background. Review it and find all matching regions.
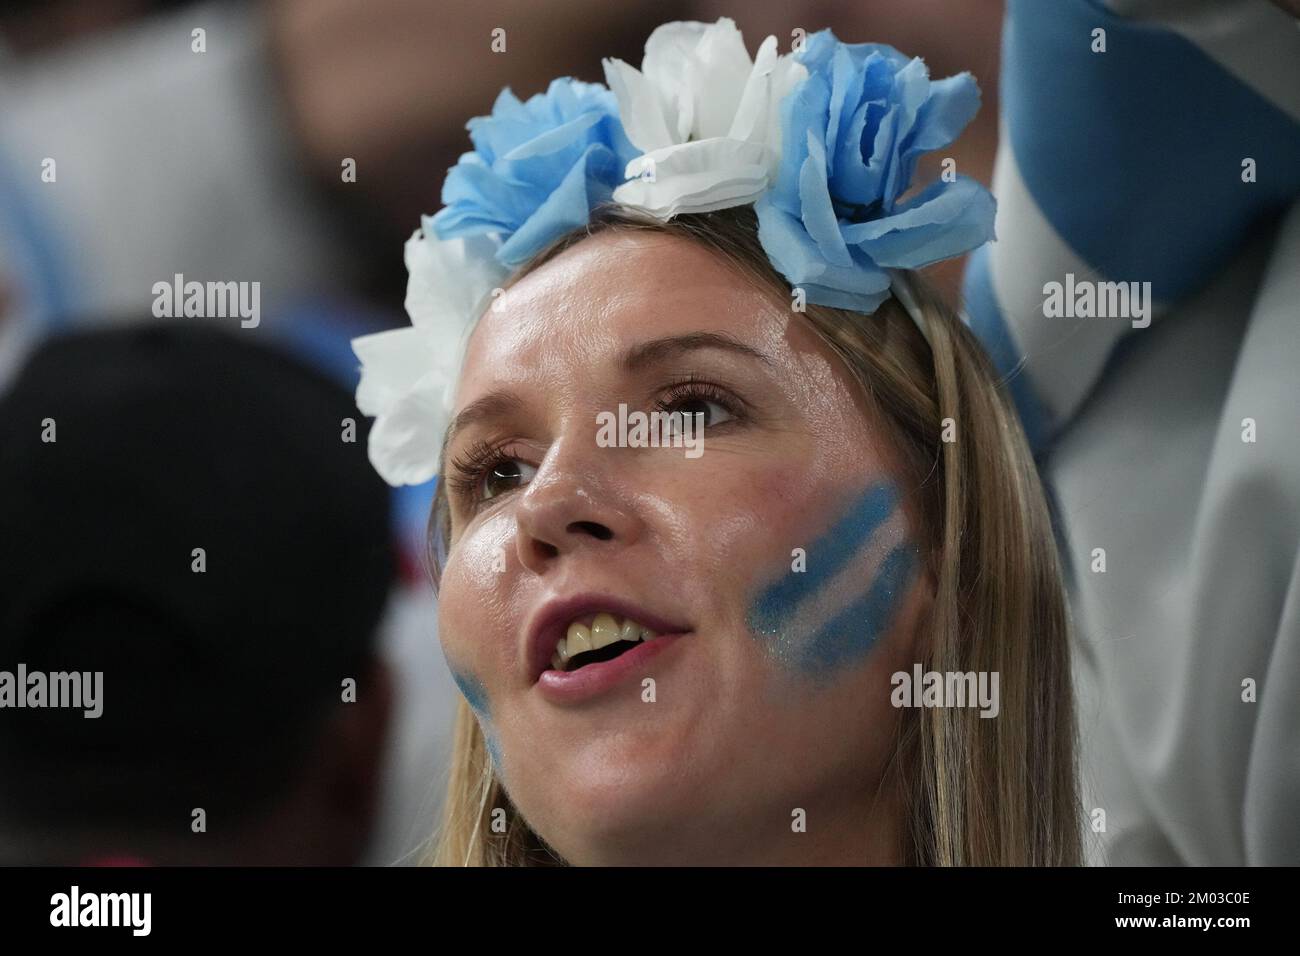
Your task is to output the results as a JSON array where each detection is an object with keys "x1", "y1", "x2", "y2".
[{"x1": 0, "y1": 0, "x2": 1002, "y2": 866}]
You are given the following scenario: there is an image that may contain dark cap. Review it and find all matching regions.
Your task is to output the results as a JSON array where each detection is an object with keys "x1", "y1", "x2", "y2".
[{"x1": 0, "y1": 321, "x2": 394, "y2": 827}]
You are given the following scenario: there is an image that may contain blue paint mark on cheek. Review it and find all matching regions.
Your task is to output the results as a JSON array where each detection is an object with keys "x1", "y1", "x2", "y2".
[
  {"x1": 802, "y1": 545, "x2": 917, "y2": 674},
  {"x1": 746, "y1": 480, "x2": 919, "y2": 679},
  {"x1": 450, "y1": 667, "x2": 504, "y2": 772}
]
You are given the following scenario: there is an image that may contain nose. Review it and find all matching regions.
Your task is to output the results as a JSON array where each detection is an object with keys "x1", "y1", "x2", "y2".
[{"x1": 513, "y1": 440, "x2": 643, "y2": 574}]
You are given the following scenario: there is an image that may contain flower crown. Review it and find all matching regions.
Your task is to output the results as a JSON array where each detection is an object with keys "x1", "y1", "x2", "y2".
[{"x1": 353, "y1": 19, "x2": 996, "y2": 486}]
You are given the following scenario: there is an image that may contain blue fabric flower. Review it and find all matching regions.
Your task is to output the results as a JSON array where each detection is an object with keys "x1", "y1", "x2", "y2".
[
  {"x1": 755, "y1": 30, "x2": 996, "y2": 312},
  {"x1": 430, "y1": 78, "x2": 639, "y2": 268}
]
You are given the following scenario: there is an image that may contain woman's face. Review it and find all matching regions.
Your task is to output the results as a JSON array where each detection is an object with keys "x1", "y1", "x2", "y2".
[{"x1": 437, "y1": 230, "x2": 931, "y2": 865}]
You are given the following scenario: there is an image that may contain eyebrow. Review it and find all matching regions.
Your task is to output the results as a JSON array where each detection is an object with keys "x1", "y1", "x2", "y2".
[
  {"x1": 442, "y1": 331, "x2": 772, "y2": 455},
  {"x1": 620, "y1": 331, "x2": 774, "y2": 373}
]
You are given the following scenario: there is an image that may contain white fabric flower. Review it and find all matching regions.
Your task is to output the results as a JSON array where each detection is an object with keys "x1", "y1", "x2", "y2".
[
  {"x1": 352, "y1": 226, "x2": 508, "y2": 486},
  {"x1": 602, "y1": 18, "x2": 806, "y2": 219}
]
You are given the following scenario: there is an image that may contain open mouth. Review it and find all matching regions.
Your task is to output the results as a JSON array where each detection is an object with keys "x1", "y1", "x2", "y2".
[{"x1": 550, "y1": 612, "x2": 661, "y2": 673}]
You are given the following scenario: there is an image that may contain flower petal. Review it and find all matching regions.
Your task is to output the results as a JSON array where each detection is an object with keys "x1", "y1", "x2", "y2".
[
  {"x1": 602, "y1": 57, "x2": 675, "y2": 152},
  {"x1": 436, "y1": 154, "x2": 532, "y2": 235},
  {"x1": 770, "y1": 70, "x2": 831, "y2": 214},
  {"x1": 429, "y1": 77, "x2": 633, "y2": 264},
  {"x1": 756, "y1": 195, "x2": 891, "y2": 304},
  {"x1": 800, "y1": 279, "x2": 892, "y2": 313},
  {"x1": 824, "y1": 42, "x2": 863, "y2": 166},
  {"x1": 366, "y1": 377, "x2": 449, "y2": 487},
  {"x1": 641, "y1": 20, "x2": 711, "y2": 141},
  {"x1": 728, "y1": 34, "x2": 778, "y2": 144},
  {"x1": 403, "y1": 229, "x2": 507, "y2": 331},
  {"x1": 797, "y1": 130, "x2": 853, "y2": 267},
  {"x1": 688, "y1": 18, "x2": 755, "y2": 138},
  {"x1": 497, "y1": 142, "x2": 620, "y2": 264},
  {"x1": 501, "y1": 109, "x2": 606, "y2": 162},
  {"x1": 614, "y1": 138, "x2": 769, "y2": 218},
  {"x1": 841, "y1": 175, "x2": 997, "y2": 268},
  {"x1": 902, "y1": 72, "x2": 981, "y2": 158},
  {"x1": 763, "y1": 55, "x2": 808, "y2": 163},
  {"x1": 352, "y1": 327, "x2": 435, "y2": 417},
  {"x1": 880, "y1": 58, "x2": 931, "y2": 208}
]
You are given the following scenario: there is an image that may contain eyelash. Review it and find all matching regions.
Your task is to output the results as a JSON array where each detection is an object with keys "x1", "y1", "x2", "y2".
[{"x1": 444, "y1": 375, "x2": 746, "y2": 509}]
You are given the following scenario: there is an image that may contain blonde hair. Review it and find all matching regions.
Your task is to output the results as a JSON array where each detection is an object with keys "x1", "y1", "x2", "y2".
[{"x1": 425, "y1": 204, "x2": 1081, "y2": 866}]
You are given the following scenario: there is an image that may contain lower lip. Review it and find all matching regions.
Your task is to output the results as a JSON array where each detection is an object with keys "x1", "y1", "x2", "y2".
[{"x1": 536, "y1": 632, "x2": 689, "y2": 704}]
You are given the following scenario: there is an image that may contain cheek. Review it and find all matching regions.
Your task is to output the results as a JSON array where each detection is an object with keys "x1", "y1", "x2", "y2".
[
  {"x1": 437, "y1": 514, "x2": 516, "y2": 769},
  {"x1": 744, "y1": 479, "x2": 919, "y2": 680},
  {"x1": 670, "y1": 458, "x2": 810, "y2": 599},
  {"x1": 439, "y1": 513, "x2": 515, "y2": 657}
]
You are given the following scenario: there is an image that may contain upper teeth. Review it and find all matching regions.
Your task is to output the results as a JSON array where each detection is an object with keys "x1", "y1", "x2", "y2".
[{"x1": 552, "y1": 612, "x2": 658, "y2": 671}]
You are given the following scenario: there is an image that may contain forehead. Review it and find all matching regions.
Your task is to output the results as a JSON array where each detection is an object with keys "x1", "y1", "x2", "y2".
[{"x1": 455, "y1": 231, "x2": 800, "y2": 403}]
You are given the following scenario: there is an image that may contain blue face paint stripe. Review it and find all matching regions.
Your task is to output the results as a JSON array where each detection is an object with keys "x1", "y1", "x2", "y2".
[
  {"x1": 747, "y1": 480, "x2": 919, "y2": 679},
  {"x1": 450, "y1": 668, "x2": 489, "y2": 716},
  {"x1": 449, "y1": 667, "x2": 503, "y2": 771},
  {"x1": 482, "y1": 730, "x2": 503, "y2": 769},
  {"x1": 799, "y1": 544, "x2": 917, "y2": 676},
  {"x1": 748, "y1": 481, "x2": 899, "y2": 624}
]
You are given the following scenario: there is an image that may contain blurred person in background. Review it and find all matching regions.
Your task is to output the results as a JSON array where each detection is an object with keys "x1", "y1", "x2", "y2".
[
  {"x1": 962, "y1": 0, "x2": 1300, "y2": 864},
  {"x1": 0, "y1": 323, "x2": 393, "y2": 864}
]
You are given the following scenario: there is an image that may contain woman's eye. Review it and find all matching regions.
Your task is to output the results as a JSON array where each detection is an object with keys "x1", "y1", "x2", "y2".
[
  {"x1": 482, "y1": 459, "x2": 538, "y2": 500},
  {"x1": 463, "y1": 390, "x2": 733, "y2": 504},
  {"x1": 665, "y1": 396, "x2": 734, "y2": 431}
]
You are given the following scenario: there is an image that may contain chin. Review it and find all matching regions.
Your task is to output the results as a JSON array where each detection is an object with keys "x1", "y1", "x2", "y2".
[{"x1": 520, "y1": 735, "x2": 710, "y2": 864}]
